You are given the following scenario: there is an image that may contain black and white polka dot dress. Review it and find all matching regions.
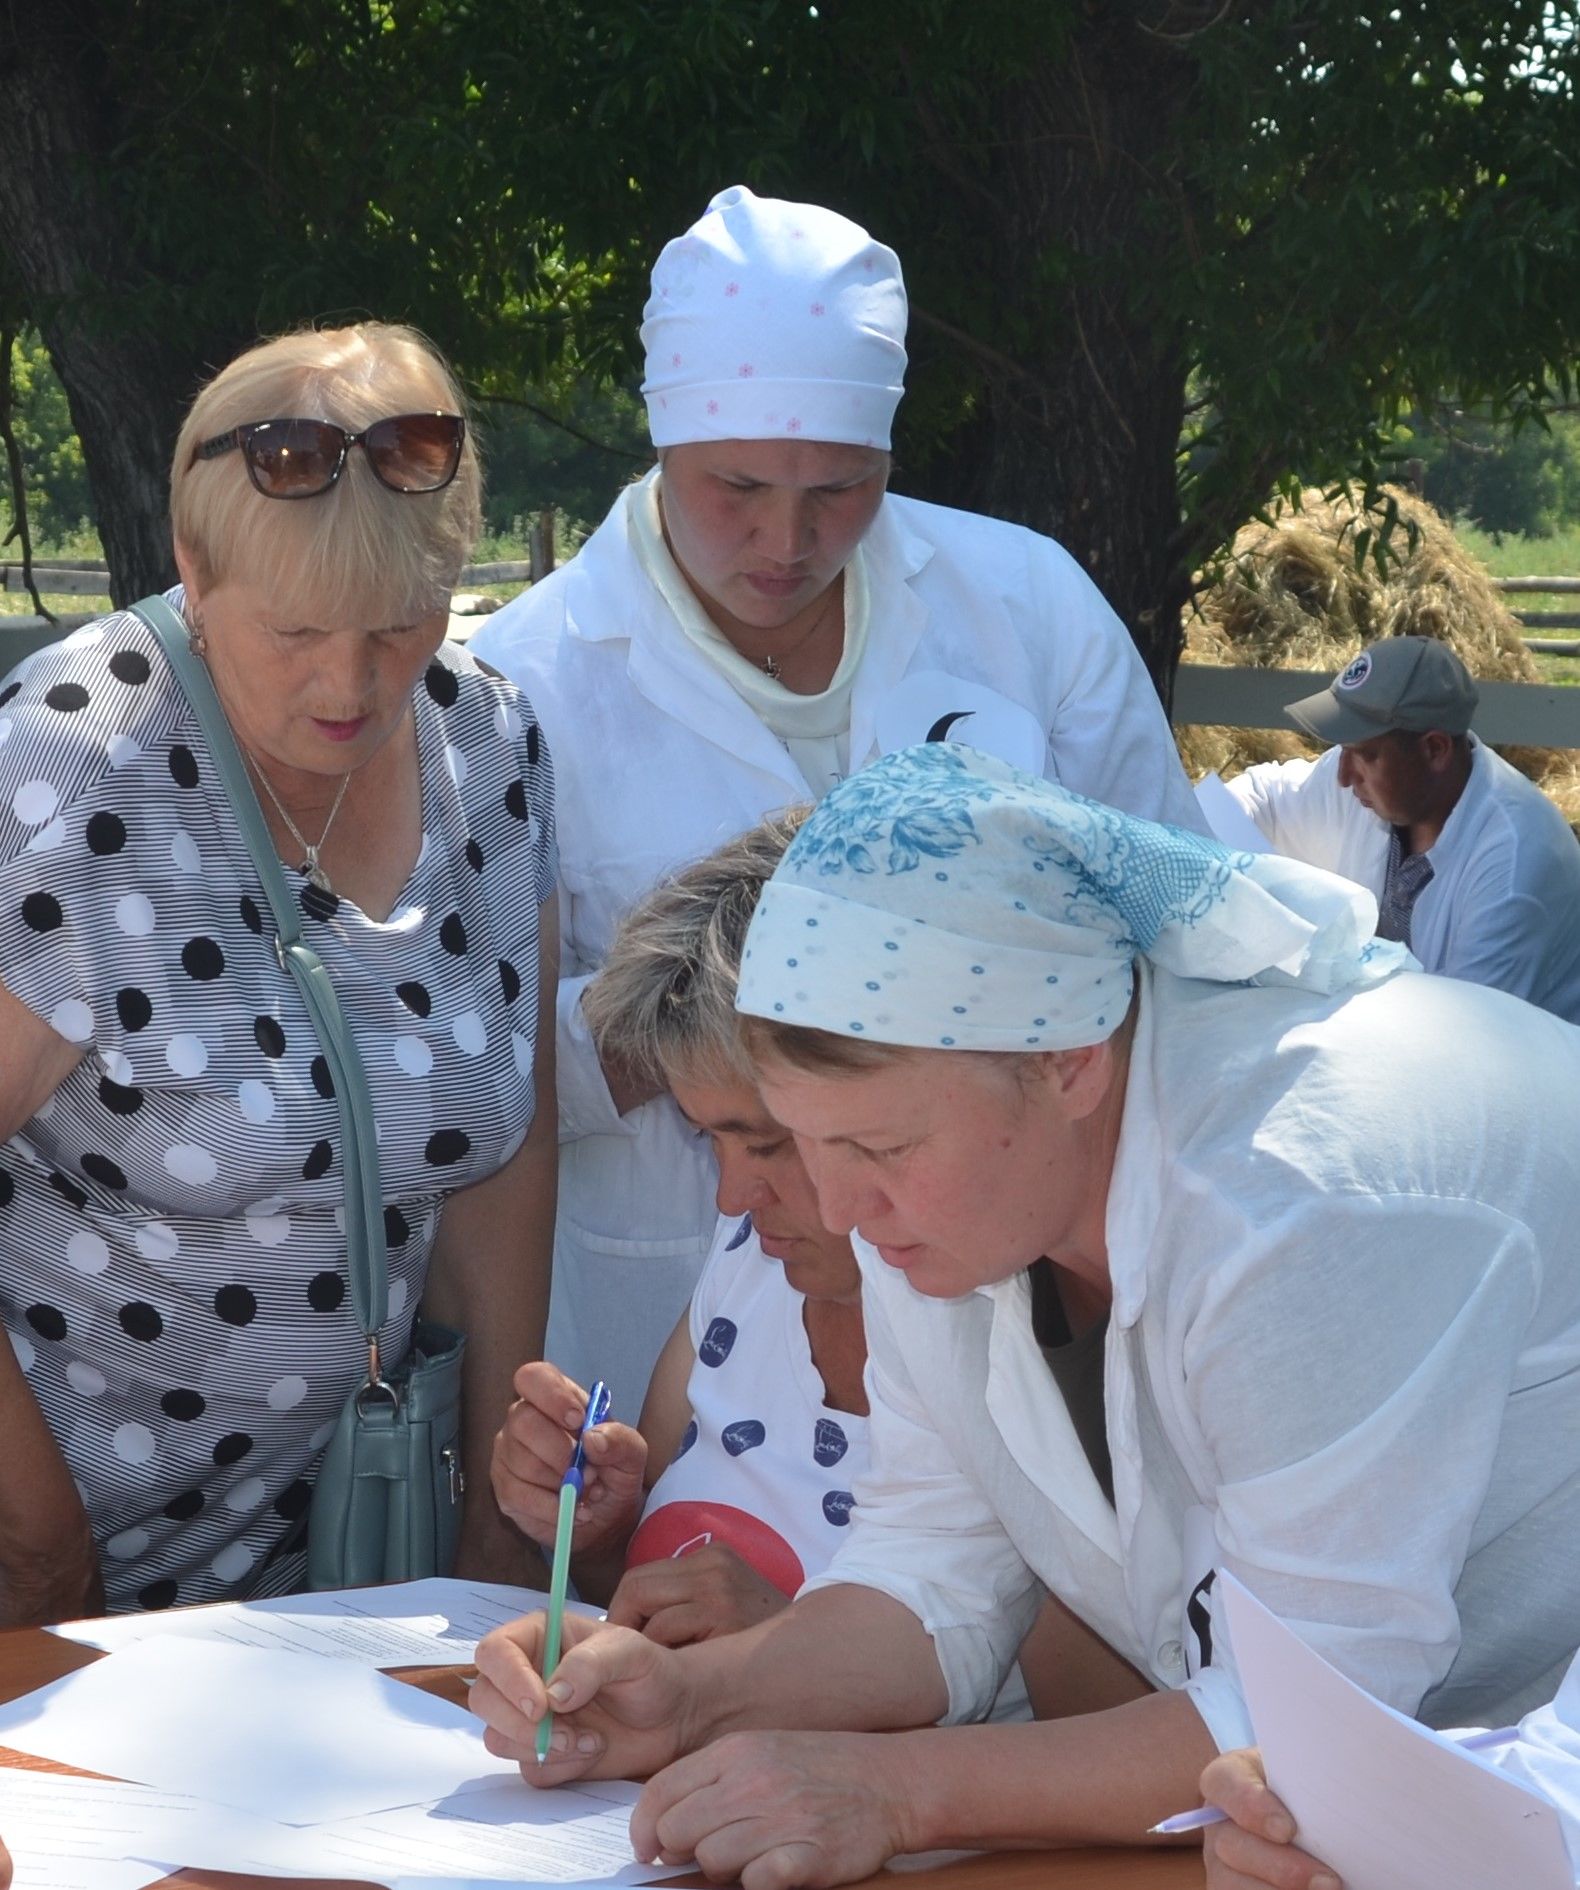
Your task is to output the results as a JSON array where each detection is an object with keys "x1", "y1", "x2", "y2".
[{"x1": 0, "y1": 597, "x2": 556, "y2": 1611}]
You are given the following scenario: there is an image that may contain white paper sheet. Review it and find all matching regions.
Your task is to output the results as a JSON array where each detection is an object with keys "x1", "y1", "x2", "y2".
[
  {"x1": 1221, "y1": 1573, "x2": 1575, "y2": 1890},
  {"x1": 1194, "y1": 770, "x2": 1272, "y2": 852},
  {"x1": 49, "y1": 1576, "x2": 594, "y2": 1668},
  {"x1": 0, "y1": 1635, "x2": 520, "y2": 1825},
  {"x1": 0, "y1": 1767, "x2": 293, "y2": 1890},
  {"x1": 210, "y1": 1776, "x2": 682, "y2": 1885},
  {"x1": 361, "y1": 1881, "x2": 672, "y2": 1890},
  {"x1": 0, "y1": 1763, "x2": 679, "y2": 1890}
]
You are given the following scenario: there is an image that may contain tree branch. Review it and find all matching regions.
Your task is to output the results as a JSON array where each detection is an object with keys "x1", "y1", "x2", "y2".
[
  {"x1": 1136, "y1": 1, "x2": 1238, "y2": 47},
  {"x1": 1070, "y1": 298, "x2": 1138, "y2": 447},
  {"x1": 907, "y1": 306, "x2": 1046, "y2": 389},
  {"x1": 894, "y1": 45, "x2": 1016, "y2": 224},
  {"x1": 466, "y1": 387, "x2": 650, "y2": 461}
]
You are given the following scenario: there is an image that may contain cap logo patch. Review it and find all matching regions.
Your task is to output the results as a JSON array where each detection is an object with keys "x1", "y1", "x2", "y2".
[{"x1": 1336, "y1": 652, "x2": 1372, "y2": 690}]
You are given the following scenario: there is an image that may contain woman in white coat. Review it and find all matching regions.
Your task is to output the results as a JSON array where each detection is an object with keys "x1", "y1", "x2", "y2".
[
  {"x1": 470, "y1": 743, "x2": 1580, "y2": 1884},
  {"x1": 471, "y1": 185, "x2": 1201, "y2": 1402}
]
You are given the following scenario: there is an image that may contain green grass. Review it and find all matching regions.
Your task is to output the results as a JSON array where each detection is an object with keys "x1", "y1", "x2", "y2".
[
  {"x1": 1452, "y1": 524, "x2": 1580, "y2": 685},
  {"x1": 0, "y1": 527, "x2": 534, "y2": 622},
  {"x1": 1456, "y1": 523, "x2": 1580, "y2": 581},
  {"x1": 1, "y1": 529, "x2": 109, "y2": 623},
  {"x1": 0, "y1": 592, "x2": 104, "y2": 620}
]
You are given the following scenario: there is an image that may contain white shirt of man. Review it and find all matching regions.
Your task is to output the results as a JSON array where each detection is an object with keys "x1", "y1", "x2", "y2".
[{"x1": 1226, "y1": 737, "x2": 1580, "y2": 1023}]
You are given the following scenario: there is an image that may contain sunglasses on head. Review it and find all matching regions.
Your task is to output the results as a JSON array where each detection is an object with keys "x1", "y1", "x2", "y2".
[{"x1": 191, "y1": 412, "x2": 466, "y2": 500}]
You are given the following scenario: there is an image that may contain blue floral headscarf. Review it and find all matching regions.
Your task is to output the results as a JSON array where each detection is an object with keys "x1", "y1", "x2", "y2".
[{"x1": 735, "y1": 744, "x2": 1409, "y2": 1051}]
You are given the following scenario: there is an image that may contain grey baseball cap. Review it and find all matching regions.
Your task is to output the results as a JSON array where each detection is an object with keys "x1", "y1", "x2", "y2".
[{"x1": 1284, "y1": 636, "x2": 1479, "y2": 744}]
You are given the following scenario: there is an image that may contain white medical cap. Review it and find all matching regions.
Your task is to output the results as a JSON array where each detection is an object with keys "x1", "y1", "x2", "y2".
[{"x1": 640, "y1": 185, "x2": 908, "y2": 449}]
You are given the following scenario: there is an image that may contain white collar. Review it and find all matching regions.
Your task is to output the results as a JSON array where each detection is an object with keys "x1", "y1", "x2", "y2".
[
  {"x1": 625, "y1": 468, "x2": 869, "y2": 739},
  {"x1": 1422, "y1": 733, "x2": 1488, "y2": 861}
]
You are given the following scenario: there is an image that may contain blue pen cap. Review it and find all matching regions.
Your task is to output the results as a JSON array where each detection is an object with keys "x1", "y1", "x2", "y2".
[{"x1": 563, "y1": 1379, "x2": 612, "y2": 1498}]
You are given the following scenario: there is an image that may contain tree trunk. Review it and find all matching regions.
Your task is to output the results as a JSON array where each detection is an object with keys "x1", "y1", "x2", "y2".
[
  {"x1": 0, "y1": 5, "x2": 198, "y2": 603},
  {"x1": 904, "y1": 14, "x2": 1202, "y2": 707}
]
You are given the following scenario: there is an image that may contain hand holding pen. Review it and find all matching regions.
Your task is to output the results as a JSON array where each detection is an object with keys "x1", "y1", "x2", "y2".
[
  {"x1": 471, "y1": 1583, "x2": 695, "y2": 1784},
  {"x1": 491, "y1": 1362, "x2": 647, "y2": 1566},
  {"x1": 537, "y1": 1379, "x2": 612, "y2": 1763},
  {"x1": 1154, "y1": 1724, "x2": 1521, "y2": 1837}
]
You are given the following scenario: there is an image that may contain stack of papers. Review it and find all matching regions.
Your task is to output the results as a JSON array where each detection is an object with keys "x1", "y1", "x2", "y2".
[
  {"x1": 0, "y1": 1580, "x2": 673, "y2": 1889},
  {"x1": 49, "y1": 1575, "x2": 599, "y2": 1668}
]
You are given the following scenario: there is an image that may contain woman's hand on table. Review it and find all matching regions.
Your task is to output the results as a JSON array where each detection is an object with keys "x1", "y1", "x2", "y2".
[
  {"x1": 608, "y1": 1543, "x2": 790, "y2": 1645},
  {"x1": 472, "y1": 1609, "x2": 694, "y2": 1784},
  {"x1": 632, "y1": 1729, "x2": 916, "y2": 1890},
  {"x1": 1201, "y1": 1749, "x2": 1338, "y2": 1890},
  {"x1": 491, "y1": 1361, "x2": 647, "y2": 1561}
]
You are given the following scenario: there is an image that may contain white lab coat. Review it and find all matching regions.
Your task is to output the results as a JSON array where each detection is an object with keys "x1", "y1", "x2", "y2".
[
  {"x1": 1226, "y1": 739, "x2": 1580, "y2": 1023},
  {"x1": 803, "y1": 963, "x2": 1580, "y2": 1754},
  {"x1": 470, "y1": 477, "x2": 1203, "y2": 1401}
]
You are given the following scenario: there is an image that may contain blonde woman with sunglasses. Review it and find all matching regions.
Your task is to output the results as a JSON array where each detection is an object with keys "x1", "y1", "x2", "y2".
[{"x1": 0, "y1": 322, "x2": 557, "y2": 1622}]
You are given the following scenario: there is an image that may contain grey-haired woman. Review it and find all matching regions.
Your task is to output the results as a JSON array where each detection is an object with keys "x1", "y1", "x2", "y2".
[{"x1": 0, "y1": 322, "x2": 555, "y2": 1620}]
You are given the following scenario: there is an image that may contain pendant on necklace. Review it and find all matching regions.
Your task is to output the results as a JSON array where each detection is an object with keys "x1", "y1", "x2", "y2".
[
  {"x1": 763, "y1": 653, "x2": 781, "y2": 680},
  {"x1": 303, "y1": 851, "x2": 332, "y2": 893}
]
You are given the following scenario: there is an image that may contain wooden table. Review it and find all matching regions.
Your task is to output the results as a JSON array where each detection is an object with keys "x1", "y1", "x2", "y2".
[{"x1": 0, "y1": 1624, "x2": 1203, "y2": 1890}]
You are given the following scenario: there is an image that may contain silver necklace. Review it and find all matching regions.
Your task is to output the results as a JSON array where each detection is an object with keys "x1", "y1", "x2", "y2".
[{"x1": 247, "y1": 755, "x2": 352, "y2": 893}]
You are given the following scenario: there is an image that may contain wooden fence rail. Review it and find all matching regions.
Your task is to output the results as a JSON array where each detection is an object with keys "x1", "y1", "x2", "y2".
[
  {"x1": 1173, "y1": 664, "x2": 1580, "y2": 748},
  {"x1": 0, "y1": 552, "x2": 545, "y2": 648},
  {"x1": 6, "y1": 562, "x2": 1580, "y2": 747},
  {"x1": 2, "y1": 557, "x2": 537, "y2": 596},
  {"x1": 10, "y1": 561, "x2": 1579, "y2": 610}
]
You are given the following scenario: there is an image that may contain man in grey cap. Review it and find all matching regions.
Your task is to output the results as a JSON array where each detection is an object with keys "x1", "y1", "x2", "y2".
[{"x1": 1226, "y1": 634, "x2": 1580, "y2": 1022}]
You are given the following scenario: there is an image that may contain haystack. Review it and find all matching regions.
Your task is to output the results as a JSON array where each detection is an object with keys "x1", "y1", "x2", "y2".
[{"x1": 1178, "y1": 485, "x2": 1580, "y2": 820}]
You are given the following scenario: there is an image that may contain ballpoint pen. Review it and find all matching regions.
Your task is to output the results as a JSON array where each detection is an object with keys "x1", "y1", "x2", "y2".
[
  {"x1": 1148, "y1": 1724, "x2": 1522, "y2": 1834},
  {"x1": 536, "y1": 1378, "x2": 611, "y2": 1765}
]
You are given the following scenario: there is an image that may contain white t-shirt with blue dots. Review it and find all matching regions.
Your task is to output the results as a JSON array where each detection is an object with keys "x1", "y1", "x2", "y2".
[{"x1": 626, "y1": 1213, "x2": 866, "y2": 1596}]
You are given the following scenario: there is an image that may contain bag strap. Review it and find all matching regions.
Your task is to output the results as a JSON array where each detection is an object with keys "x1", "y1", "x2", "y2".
[{"x1": 130, "y1": 595, "x2": 392, "y2": 1368}]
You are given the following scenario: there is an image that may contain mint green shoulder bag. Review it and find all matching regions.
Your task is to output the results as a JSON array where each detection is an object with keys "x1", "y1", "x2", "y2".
[{"x1": 132, "y1": 595, "x2": 466, "y2": 1589}]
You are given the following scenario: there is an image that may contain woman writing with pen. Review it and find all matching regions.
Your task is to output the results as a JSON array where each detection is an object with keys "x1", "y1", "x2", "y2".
[
  {"x1": 490, "y1": 811, "x2": 1133, "y2": 1725},
  {"x1": 471, "y1": 745, "x2": 1580, "y2": 1885},
  {"x1": 489, "y1": 813, "x2": 876, "y2": 1646}
]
